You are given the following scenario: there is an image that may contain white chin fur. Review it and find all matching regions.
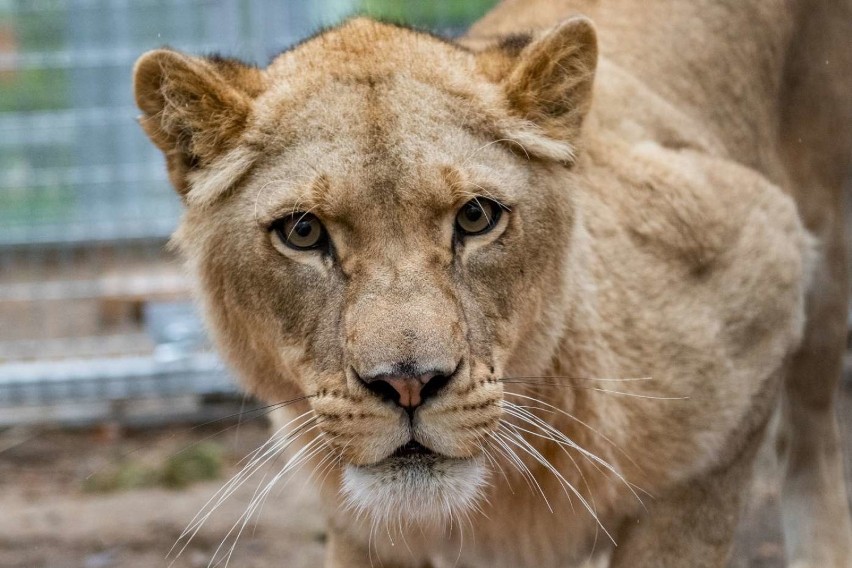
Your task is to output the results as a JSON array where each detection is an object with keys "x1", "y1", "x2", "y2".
[{"x1": 342, "y1": 455, "x2": 487, "y2": 526}]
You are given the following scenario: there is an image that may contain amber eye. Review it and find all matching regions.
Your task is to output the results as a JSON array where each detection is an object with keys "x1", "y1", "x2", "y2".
[
  {"x1": 455, "y1": 198, "x2": 502, "y2": 236},
  {"x1": 272, "y1": 212, "x2": 328, "y2": 251}
]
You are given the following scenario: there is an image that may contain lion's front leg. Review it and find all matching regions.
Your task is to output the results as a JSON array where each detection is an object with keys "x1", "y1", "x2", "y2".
[
  {"x1": 325, "y1": 528, "x2": 375, "y2": 568},
  {"x1": 325, "y1": 526, "x2": 429, "y2": 568},
  {"x1": 608, "y1": 432, "x2": 761, "y2": 568}
]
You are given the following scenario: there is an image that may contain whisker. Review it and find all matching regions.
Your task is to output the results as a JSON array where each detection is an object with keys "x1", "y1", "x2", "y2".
[
  {"x1": 193, "y1": 425, "x2": 316, "y2": 566},
  {"x1": 317, "y1": 453, "x2": 344, "y2": 489},
  {"x1": 87, "y1": 395, "x2": 315, "y2": 483},
  {"x1": 499, "y1": 378, "x2": 686, "y2": 400},
  {"x1": 497, "y1": 424, "x2": 615, "y2": 544},
  {"x1": 502, "y1": 401, "x2": 648, "y2": 506},
  {"x1": 168, "y1": 410, "x2": 319, "y2": 564},
  {"x1": 252, "y1": 436, "x2": 340, "y2": 538},
  {"x1": 231, "y1": 395, "x2": 249, "y2": 451},
  {"x1": 485, "y1": 431, "x2": 537, "y2": 493},
  {"x1": 586, "y1": 388, "x2": 688, "y2": 401},
  {"x1": 502, "y1": 375, "x2": 654, "y2": 383},
  {"x1": 506, "y1": 405, "x2": 597, "y2": 514},
  {"x1": 368, "y1": 515, "x2": 378, "y2": 568},
  {"x1": 249, "y1": 467, "x2": 275, "y2": 538},
  {"x1": 507, "y1": 402, "x2": 624, "y2": 486},
  {"x1": 168, "y1": 396, "x2": 317, "y2": 461},
  {"x1": 484, "y1": 435, "x2": 534, "y2": 498},
  {"x1": 495, "y1": 425, "x2": 575, "y2": 512},
  {"x1": 489, "y1": 430, "x2": 554, "y2": 513},
  {"x1": 397, "y1": 507, "x2": 413, "y2": 557},
  {"x1": 202, "y1": 396, "x2": 317, "y2": 427},
  {"x1": 466, "y1": 181, "x2": 512, "y2": 212},
  {"x1": 211, "y1": 433, "x2": 331, "y2": 567},
  {"x1": 298, "y1": 444, "x2": 340, "y2": 492},
  {"x1": 502, "y1": 391, "x2": 648, "y2": 486},
  {"x1": 173, "y1": 422, "x2": 304, "y2": 557},
  {"x1": 478, "y1": 440, "x2": 513, "y2": 496},
  {"x1": 460, "y1": 138, "x2": 531, "y2": 168},
  {"x1": 184, "y1": 413, "x2": 319, "y2": 535}
]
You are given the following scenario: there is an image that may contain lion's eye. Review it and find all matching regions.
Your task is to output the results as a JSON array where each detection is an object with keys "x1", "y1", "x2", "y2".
[
  {"x1": 272, "y1": 213, "x2": 328, "y2": 251},
  {"x1": 455, "y1": 198, "x2": 502, "y2": 236}
]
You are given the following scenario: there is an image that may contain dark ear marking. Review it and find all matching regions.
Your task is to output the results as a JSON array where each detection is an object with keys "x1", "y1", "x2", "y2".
[
  {"x1": 502, "y1": 17, "x2": 598, "y2": 144},
  {"x1": 471, "y1": 18, "x2": 598, "y2": 163},
  {"x1": 204, "y1": 53, "x2": 267, "y2": 97},
  {"x1": 132, "y1": 49, "x2": 266, "y2": 198},
  {"x1": 498, "y1": 33, "x2": 533, "y2": 55}
]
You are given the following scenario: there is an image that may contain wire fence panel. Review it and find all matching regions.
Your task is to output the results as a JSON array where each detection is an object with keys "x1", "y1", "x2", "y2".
[{"x1": 0, "y1": 0, "x2": 496, "y2": 421}]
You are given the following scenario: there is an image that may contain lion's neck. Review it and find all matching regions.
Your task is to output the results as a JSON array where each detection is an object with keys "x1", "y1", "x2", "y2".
[{"x1": 555, "y1": 201, "x2": 611, "y2": 380}]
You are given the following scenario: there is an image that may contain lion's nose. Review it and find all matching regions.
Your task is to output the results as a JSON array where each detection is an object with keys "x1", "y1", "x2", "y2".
[{"x1": 357, "y1": 366, "x2": 455, "y2": 415}]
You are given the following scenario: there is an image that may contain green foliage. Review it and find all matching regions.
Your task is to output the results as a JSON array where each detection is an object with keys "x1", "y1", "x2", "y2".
[
  {"x1": 359, "y1": 0, "x2": 498, "y2": 27},
  {"x1": 161, "y1": 442, "x2": 224, "y2": 489},
  {"x1": 83, "y1": 462, "x2": 159, "y2": 493},
  {"x1": 83, "y1": 442, "x2": 224, "y2": 493},
  {"x1": 0, "y1": 185, "x2": 72, "y2": 226},
  {"x1": 7, "y1": 4, "x2": 66, "y2": 51},
  {"x1": 0, "y1": 68, "x2": 68, "y2": 112},
  {"x1": 0, "y1": 2, "x2": 69, "y2": 111}
]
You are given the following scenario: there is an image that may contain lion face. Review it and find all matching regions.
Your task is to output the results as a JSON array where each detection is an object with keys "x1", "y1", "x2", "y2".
[{"x1": 133, "y1": 17, "x2": 597, "y2": 523}]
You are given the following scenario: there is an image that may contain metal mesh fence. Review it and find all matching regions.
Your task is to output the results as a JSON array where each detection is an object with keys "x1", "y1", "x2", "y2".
[{"x1": 0, "y1": 0, "x2": 496, "y2": 424}]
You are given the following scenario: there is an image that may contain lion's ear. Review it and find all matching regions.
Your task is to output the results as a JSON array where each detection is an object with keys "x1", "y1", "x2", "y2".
[
  {"x1": 498, "y1": 17, "x2": 598, "y2": 156},
  {"x1": 133, "y1": 49, "x2": 262, "y2": 197}
]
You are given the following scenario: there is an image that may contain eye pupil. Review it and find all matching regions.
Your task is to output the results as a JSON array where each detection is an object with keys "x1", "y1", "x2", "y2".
[
  {"x1": 455, "y1": 198, "x2": 502, "y2": 236},
  {"x1": 294, "y1": 220, "x2": 313, "y2": 237},
  {"x1": 464, "y1": 204, "x2": 483, "y2": 223}
]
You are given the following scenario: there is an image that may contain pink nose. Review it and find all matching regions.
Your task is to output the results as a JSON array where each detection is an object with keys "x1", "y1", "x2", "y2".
[
  {"x1": 382, "y1": 376, "x2": 429, "y2": 408},
  {"x1": 358, "y1": 369, "x2": 454, "y2": 413}
]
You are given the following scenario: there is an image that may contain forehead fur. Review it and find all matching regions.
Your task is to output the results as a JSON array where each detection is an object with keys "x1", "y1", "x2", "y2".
[
  {"x1": 254, "y1": 19, "x2": 511, "y2": 143},
  {"x1": 232, "y1": 21, "x2": 524, "y2": 211},
  {"x1": 269, "y1": 18, "x2": 474, "y2": 84},
  {"x1": 186, "y1": 18, "x2": 577, "y2": 208}
]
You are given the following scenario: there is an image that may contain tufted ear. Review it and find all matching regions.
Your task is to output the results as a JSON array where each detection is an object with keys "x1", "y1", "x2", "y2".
[
  {"x1": 133, "y1": 49, "x2": 264, "y2": 198},
  {"x1": 484, "y1": 17, "x2": 598, "y2": 161}
]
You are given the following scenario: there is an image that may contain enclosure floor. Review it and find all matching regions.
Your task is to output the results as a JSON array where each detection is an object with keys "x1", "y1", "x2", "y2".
[{"x1": 1, "y1": 389, "x2": 851, "y2": 568}]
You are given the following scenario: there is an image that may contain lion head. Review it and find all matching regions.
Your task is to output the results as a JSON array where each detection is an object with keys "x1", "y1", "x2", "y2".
[{"x1": 133, "y1": 17, "x2": 597, "y2": 524}]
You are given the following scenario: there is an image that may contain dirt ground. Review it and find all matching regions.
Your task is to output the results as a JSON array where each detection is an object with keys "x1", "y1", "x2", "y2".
[
  {"x1": 1, "y1": 389, "x2": 851, "y2": 568},
  {"x1": 0, "y1": 420, "x2": 326, "y2": 568}
]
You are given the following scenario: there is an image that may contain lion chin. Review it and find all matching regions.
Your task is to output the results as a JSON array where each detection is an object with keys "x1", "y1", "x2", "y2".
[{"x1": 341, "y1": 448, "x2": 488, "y2": 526}]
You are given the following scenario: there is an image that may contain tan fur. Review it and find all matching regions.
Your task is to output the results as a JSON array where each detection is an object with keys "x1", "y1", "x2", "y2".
[{"x1": 133, "y1": 2, "x2": 852, "y2": 566}]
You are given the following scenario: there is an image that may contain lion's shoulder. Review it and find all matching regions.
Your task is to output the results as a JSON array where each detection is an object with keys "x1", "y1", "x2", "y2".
[{"x1": 585, "y1": 140, "x2": 805, "y2": 277}]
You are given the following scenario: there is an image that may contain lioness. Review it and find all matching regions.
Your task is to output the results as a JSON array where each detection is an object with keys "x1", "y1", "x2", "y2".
[{"x1": 133, "y1": 0, "x2": 852, "y2": 566}]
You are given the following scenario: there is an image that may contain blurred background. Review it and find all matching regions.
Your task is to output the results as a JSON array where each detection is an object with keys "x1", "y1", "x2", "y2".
[
  {"x1": 0, "y1": 1, "x2": 848, "y2": 567},
  {"x1": 0, "y1": 2, "x2": 497, "y2": 567}
]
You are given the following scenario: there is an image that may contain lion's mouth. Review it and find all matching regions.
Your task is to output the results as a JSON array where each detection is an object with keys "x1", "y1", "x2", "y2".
[
  {"x1": 391, "y1": 439, "x2": 435, "y2": 459},
  {"x1": 341, "y1": 440, "x2": 488, "y2": 524}
]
